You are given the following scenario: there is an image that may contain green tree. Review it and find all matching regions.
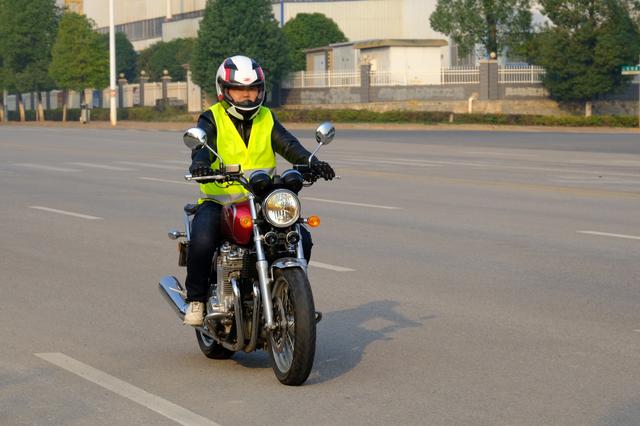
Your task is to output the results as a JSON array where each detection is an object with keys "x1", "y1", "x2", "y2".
[
  {"x1": 430, "y1": 0, "x2": 533, "y2": 59},
  {"x1": 283, "y1": 13, "x2": 348, "y2": 71},
  {"x1": 49, "y1": 12, "x2": 108, "y2": 121},
  {"x1": 0, "y1": 0, "x2": 59, "y2": 121},
  {"x1": 532, "y1": 0, "x2": 640, "y2": 116},
  {"x1": 137, "y1": 38, "x2": 195, "y2": 81},
  {"x1": 192, "y1": 0, "x2": 290, "y2": 99},
  {"x1": 101, "y1": 32, "x2": 138, "y2": 82}
]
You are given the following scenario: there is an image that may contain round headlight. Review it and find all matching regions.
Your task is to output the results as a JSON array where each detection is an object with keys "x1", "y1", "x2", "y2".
[{"x1": 262, "y1": 189, "x2": 300, "y2": 228}]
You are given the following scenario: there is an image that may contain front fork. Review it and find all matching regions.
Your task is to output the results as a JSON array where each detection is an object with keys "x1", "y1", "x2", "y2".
[{"x1": 249, "y1": 194, "x2": 276, "y2": 330}]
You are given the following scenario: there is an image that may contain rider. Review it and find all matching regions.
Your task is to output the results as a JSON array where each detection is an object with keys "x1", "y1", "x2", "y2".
[{"x1": 184, "y1": 55, "x2": 335, "y2": 326}]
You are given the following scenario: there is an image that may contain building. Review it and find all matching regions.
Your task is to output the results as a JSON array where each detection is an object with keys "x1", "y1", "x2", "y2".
[{"x1": 81, "y1": 0, "x2": 451, "y2": 61}]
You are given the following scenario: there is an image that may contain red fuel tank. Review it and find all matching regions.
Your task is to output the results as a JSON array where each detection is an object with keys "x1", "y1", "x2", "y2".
[{"x1": 221, "y1": 201, "x2": 253, "y2": 245}]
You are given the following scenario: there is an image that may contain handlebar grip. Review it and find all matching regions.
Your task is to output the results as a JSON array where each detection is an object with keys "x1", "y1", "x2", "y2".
[{"x1": 184, "y1": 174, "x2": 226, "y2": 182}]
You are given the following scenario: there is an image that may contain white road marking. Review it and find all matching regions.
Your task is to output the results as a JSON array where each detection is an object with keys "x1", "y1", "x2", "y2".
[
  {"x1": 117, "y1": 161, "x2": 184, "y2": 170},
  {"x1": 67, "y1": 162, "x2": 133, "y2": 171},
  {"x1": 16, "y1": 163, "x2": 80, "y2": 172},
  {"x1": 341, "y1": 158, "x2": 442, "y2": 168},
  {"x1": 35, "y1": 353, "x2": 220, "y2": 426},
  {"x1": 140, "y1": 177, "x2": 190, "y2": 185},
  {"x1": 29, "y1": 206, "x2": 102, "y2": 220},
  {"x1": 161, "y1": 160, "x2": 190, "y2": 165},
  {"x1": 302, "y1": 197, "x2": 401, "y2": 210},
  {"x1": 577, "y1": 231, "x2": 640, "y2": 241},
  {"x1": 309, "y1": 261, "x2": 355, "y2": 272}
]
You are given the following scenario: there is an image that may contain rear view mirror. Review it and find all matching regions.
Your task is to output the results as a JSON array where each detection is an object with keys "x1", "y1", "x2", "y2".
[{"x1": 183, "y1": 128, "x2": 207, "y2": 151}]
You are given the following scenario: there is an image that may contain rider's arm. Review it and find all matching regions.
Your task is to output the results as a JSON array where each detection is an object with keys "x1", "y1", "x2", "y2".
[
  {"x1": 270, "y1": 111, "x2": 314, "y2": 164},
  {"x1": 192, "y1": 110, "x2": 218, "y2": 162}
]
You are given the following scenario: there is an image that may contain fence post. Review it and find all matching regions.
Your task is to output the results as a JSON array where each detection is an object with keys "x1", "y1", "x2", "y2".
[
  {"x1": 1, "y1": 90, "x2": 6, "y2": 122},
  {"x1": 117, "y1": 73, "x2": 127, "y2": 109},
  {"x1": 161, "y1": 69, "x2": 172, "y2": 101},
  {"x1": 139, "y1": 70, "x2": 149, "y2": 106},
  {"x1": 301, "y1": 71, "x2": 305, "y2": 89},
  {"x1": 479, "y1": 59, "x2": 499, "y2": 100},
  {"x1": 360, "y1": 64, "x2": 371, "y2": 103}
]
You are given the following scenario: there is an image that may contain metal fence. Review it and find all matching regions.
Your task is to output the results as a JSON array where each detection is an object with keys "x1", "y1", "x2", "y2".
[
  {"x1": 282, "y1": 71, "x2": 361, "y2": 88},
  {"x1": 4, "y1": 82, "x2": 189, "y2": 111},
  {"x1": 282, "y1": 65, "x2": 547, "y2": 89},
  {"x1": 499, "y1": 65, "x2": 546, "y2": 84}
]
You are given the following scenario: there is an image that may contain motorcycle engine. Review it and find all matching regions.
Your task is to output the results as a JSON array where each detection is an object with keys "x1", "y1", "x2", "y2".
[{"x1": 212, "y1": 242, "x2": 245, "y2": 313}]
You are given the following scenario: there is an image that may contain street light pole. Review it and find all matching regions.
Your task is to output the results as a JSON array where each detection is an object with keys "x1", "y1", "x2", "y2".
[
  {"x1": 109, "y1": 0, "x2": 117, "y2": 126},
  {"x1": 280, "y1": 0, "x2": 284, "y2": 27}
]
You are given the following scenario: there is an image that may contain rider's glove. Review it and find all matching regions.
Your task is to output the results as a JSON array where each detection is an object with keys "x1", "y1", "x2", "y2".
[
  {"x1": 189, "y1": 161, "x2": 216, "y2": 183},
  {"x1": 310, "y1": 160, "x2": 335, "y2": 181},
  {"x1": 190, "y1": 160, "x2": 212, "y2": 177}
]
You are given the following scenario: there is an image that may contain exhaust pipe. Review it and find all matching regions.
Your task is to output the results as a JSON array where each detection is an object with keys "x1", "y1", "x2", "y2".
[{"x1": 158, "y1": 276, "x2": 188, "y2": 319}]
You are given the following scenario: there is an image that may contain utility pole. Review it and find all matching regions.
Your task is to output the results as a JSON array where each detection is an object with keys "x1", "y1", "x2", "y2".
[
  {"x1": 280, "y1": 0, "x2": 284, "y2": 27},
  {"x1": 109, "y1": 0, "x2": 117, "y2": 126}
]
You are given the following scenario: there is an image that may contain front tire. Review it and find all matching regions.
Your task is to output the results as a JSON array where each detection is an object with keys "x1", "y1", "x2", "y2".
[
  {"x1": 267, "y1": 268, "x2": 316, "y2": 386},
  {"x1": 195, "y1": 329, "x2": 234, "y2": 359}
]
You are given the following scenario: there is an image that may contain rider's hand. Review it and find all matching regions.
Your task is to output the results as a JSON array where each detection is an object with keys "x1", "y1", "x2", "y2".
[
  {"x1": 311, "y1": 160, "x2": 335, "y2": 181},
  {"x1": 189, "y1": 161, "x2": 217, "y2": 183},
  {"x1": 189, "y1": 161, "x2": 213, "y2": 177}
]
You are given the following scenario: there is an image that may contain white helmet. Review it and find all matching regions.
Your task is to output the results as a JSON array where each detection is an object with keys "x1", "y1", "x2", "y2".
[{"x1": 215, "y1": 55, "x2": 266, "y2": 121}]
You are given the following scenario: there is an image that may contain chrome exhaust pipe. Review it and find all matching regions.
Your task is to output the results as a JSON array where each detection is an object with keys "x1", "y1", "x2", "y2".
[{"x1": 158, "y1": 276, "x2": 188, "y2": 319}]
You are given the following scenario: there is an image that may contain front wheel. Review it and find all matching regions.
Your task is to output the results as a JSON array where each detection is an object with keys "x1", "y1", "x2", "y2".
[
  {"x1": 267, "y1": 268, "x2": 316, "y2": 386},
  {"x1": 195, "y1": 329, "x2": 234, "y2": 359}
]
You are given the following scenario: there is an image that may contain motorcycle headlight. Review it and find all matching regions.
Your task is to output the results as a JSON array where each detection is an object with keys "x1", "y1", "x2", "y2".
[{"x1": 262, "y1": 189, "x2": 300, "y2": 228}]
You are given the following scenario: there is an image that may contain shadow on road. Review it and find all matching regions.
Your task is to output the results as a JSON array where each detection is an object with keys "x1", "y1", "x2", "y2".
[
  {"x1": 307, "y1": 300, "x2": 428, "y2": 384},
  {"x1": 229, "y1": 300, "x2": 428, "y2": 382}
]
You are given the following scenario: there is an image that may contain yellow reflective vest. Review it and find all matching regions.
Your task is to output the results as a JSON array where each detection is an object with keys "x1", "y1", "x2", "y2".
[{"x1": 199, "y1": 103, "x2": 276, "y2": 205}]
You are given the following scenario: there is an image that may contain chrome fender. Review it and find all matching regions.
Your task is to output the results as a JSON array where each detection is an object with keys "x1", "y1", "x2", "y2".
[{"x1": 270, "y1": 257, "x2": 308, "y2": 279}]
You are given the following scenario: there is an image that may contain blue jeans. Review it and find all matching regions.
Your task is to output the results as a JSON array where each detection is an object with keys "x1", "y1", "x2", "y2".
[{"x1": 185, "y1": 201, "x2": 313, "y2": 302}]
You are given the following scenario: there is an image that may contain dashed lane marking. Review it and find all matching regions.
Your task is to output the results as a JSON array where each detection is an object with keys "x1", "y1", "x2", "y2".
[
  {"x1": 29, "y1": 206, "x2": 102, "y2": 220},
  {"x1": 35, "y1": 353, "x2": 221, "y2": 426},
  {"x1": 117, "y1": 161, "x2": 184, "y2": 170},
  {"x1": 309, "y1": 261, "x2": 355, "y2": 272},
  {"x1": 67, "y1": 162, "x2": 133, "y2": 171},
  {"x1": 302, "y1": 197, "x2": 401, "y2": 210},
  {"x1": 16, "y1": 163, "x2": 81, "y2": 172},
  {"x1": 140, "y1": 177, "x2": 190, "y2": 185},
  {"x1": 577, "y1": 231, "x2": 640, "y2": 241}
]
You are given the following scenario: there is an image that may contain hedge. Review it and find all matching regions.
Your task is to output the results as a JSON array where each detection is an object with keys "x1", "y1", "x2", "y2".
[
  {"x1": 3, "y1": 106, "x2": 638, "y2": 128},
  {"x1": 272, "y1": 109, "x2": 639, "y2": 128}
]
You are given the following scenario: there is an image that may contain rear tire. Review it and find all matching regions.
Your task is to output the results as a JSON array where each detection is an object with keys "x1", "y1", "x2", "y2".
[
  {"x1": 267, "y1": 268, "x2": 316, "y2": 386},
  {"x1": 195, "y1": 330, "x2": 234, "y2": 359}
]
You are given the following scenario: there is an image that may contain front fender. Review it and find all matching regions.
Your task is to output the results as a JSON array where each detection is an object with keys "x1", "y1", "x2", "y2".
[{"x1": 270, "y1": 257, "x2": 307, "y2": 279}]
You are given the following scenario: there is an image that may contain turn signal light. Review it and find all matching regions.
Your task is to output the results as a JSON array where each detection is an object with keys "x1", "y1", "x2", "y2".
[
  {"x1": 239, "y1": 216, "x2": 253, "y2": 229},
  {"x1": 307, "y1": 215, "x2": 320, "y2": 227}
]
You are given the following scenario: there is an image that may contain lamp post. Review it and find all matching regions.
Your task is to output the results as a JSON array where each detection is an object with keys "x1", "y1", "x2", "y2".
[{"x1": 109, "y1": 0, "x2": 117, "y2": 126}]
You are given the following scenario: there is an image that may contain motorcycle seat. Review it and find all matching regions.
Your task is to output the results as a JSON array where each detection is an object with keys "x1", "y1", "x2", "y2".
[{"x1": 183, "y1": 203, "x2": 199, "y2": 215}]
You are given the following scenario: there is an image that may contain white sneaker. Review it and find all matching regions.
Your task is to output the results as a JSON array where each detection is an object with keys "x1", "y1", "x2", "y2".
[{"x1": 184, "y1": 302, "x2": 205, "y2": 326}]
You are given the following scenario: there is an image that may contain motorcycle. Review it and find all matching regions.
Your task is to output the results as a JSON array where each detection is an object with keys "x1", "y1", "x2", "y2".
[{"x1": 158, "y1": 122, "x2": 336, "y2": 385}]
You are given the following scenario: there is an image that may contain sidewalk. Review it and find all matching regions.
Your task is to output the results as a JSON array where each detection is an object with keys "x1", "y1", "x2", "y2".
[{"x1": 1, "y1": 120, "x2": 639, "y2": 134}]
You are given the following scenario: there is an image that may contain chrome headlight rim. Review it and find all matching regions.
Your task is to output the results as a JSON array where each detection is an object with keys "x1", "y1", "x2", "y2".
[{"x1": 262, "y1": 189, "x2": 301, "y2": 228}]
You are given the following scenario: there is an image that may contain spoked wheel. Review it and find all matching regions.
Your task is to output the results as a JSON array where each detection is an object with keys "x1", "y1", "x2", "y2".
[
  {"x1": 267, "y1": 268, "x2": 316, "y2": 386},
  {"x1": 195, "y1": 329, "x2": 234, "y2": 359}
]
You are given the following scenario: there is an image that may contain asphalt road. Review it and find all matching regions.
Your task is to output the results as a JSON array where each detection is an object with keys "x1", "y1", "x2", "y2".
[{"x1": 1, "y1": 125, "x2": 639, "y2": 426}]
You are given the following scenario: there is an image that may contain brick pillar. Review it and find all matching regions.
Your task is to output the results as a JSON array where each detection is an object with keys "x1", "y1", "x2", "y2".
[
  {"x1": 480, "y1": 60, "x2": 499, "y2": 100},
  {"x1": 360, "y1": 64, "x2": 371, "y2": 103}
]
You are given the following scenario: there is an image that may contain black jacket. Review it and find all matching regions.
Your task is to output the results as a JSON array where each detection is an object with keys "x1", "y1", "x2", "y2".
[{"x1": 191, "y1": 108, "x2": 314, "y2": 166}]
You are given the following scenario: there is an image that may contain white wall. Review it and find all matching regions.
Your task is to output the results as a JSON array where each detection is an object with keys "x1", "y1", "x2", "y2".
[{"x1": 84, "y1": 0, "x2": 206, "y2": 27}]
